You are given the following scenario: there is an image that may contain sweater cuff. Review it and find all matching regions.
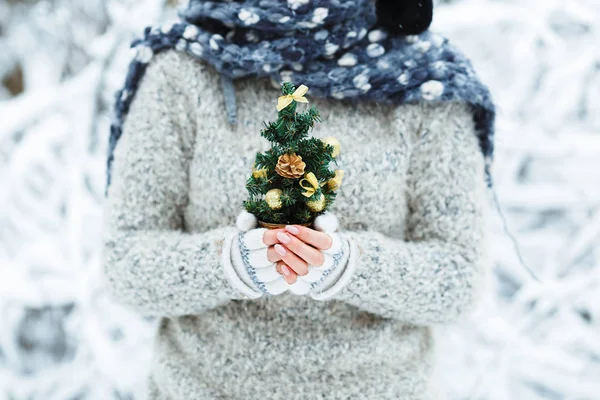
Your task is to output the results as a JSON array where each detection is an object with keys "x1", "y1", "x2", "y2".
[
  {"x1": 309, "y1": 232, "x2": 359, "y2": 301},
  {"x1": 221, "y1": 231, "x2": 263, "y2": 299},
  {"x1": 231, "y1": 230, "x2": 290, "y2": 296}
]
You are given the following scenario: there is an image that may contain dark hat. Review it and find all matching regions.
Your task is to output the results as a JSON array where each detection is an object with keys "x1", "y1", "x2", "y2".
[{"x1": 376, "y1": 0, "x2": 433, "y2": 35}]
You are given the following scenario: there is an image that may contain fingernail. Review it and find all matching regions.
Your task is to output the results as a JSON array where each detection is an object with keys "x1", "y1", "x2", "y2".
[
  {"x1": 285, "y1": 225, "x2": 299, "y2": 235},
  {"x1": 281, "y1": 264, "x2": 291, "y2": 276},
  {"x1": 277, "y1": 232, "x2": 291, "y2": 243},
  {"x1": 274, "y1": 244, "x2": 286, "y2": 256}
]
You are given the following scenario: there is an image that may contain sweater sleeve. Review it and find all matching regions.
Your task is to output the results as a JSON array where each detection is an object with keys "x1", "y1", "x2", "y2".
[
  {"x1": 311, "y1": 102, "x2": 490, "y2": 325},
  {"x1": 101, "y1": 51, "x2": 250, "y2": 318}
]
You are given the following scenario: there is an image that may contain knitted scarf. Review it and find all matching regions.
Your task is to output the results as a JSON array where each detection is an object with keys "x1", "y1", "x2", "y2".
[{"x1": 106, "y1": 0, "x2": 495, "y2": 190}]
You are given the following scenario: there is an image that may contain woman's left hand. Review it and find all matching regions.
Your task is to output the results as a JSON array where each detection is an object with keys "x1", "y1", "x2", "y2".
[{"x1": 278, "y1": 212, "x2": 347, "y2": 295}]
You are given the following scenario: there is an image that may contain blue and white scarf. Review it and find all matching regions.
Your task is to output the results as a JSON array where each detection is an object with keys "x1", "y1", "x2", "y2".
[{"x1": 106, "y1": 0, "x2": 495, "y2": 190}]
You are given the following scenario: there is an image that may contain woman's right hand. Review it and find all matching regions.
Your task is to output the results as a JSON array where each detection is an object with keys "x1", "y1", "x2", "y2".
[{"x1": 263, "y1": 228, "x2": 302, "y2": 285}]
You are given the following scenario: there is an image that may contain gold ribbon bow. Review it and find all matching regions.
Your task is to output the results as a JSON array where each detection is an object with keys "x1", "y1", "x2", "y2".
[
  {"x1": 299, "y1": 172, "x2": 321, "y2": 198},
  {"x1": 277, "y1": 84, "x2": 309, "y2": 111},
  {"x1": 327, "y1": 169, "x2": 344, "y2": 191}
]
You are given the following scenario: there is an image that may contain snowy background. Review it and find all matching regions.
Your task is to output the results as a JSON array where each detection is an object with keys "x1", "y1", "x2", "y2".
[{"x1": 1, "y1": 0, "x2": 599, "y2": 399}]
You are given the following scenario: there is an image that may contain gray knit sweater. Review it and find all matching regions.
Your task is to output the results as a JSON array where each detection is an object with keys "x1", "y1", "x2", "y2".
[{"x1": 102, "y1": 49, "x2": 489, "y2": 400}]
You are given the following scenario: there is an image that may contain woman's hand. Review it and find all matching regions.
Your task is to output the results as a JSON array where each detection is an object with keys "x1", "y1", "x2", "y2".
[
  {"x1": 262, "y1": 227, "x2": 323, "y2": 285},
  {"x1": 236, "y1": 210, "x2": 340, "y2": 290},
  {"x1": 273, "y1": 225, "x2": 334, "y2": 272},
  {"x1": 263, "y1": 228, "x2": 308, "y2": 285}
]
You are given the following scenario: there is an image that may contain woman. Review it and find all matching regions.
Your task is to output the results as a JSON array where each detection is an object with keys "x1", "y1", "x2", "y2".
[{"x1": 102, "y1": 0, "x2": 494, "y2": 398}]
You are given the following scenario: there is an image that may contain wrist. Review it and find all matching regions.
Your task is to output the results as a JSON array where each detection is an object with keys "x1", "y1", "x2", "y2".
[
  {"x1": 309, "y1": 233, "x2": 347, "y2": 290},
  {"x1": 287, "y1": 232, "x2": 344, "y2": 295},
  {"x1": 310, "y1": 232, "x2": 358, "y2": 301},
  {"x1": 222, "y1": 231, "x2": 263, "y2": 299},
  {"x1": 233, "y1": 229, "x2": 290, "y2": 296}
]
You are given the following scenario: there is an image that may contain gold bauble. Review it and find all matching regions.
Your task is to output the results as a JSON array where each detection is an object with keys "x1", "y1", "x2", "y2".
[
  {"x1": 326, "y1": 169, "x2": 344, "y2": 191},
  {"x1": 265, "y1": 189, "x2": 283, "y2": 210},
  {"x1": 306, "y1": 193, "x2": 325, "y2": 212},
  {"x1": 252, "y1": 166, "x2": 268, "y2": 179},
  {"x1": 322, "y1": 136, "x2": 341, "y2": 158},
  {"x1": 275, "y1": 152, "x2": 306, "y2": 179}
]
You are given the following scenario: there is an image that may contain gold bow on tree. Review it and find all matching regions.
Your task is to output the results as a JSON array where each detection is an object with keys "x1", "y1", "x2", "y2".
[
  {"x1": 299, "y1": 172, "x2": 325, "y2": 198},
  {"x1": 277, "y1": 84, "x2": 309, "y2": 111},
  {"x1": 327, "y1": 169, "x2": 344, "y2": 191}
]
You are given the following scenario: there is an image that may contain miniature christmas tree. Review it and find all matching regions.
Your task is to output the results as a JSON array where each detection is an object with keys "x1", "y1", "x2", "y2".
[{"x1": 243, "y1": 82, "x2": 344, "y2": 228}]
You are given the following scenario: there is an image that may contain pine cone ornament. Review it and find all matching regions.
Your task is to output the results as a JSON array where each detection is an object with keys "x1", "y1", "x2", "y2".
[{"x1": 275, "y1": 153, "x2": 306, "y2": 179}]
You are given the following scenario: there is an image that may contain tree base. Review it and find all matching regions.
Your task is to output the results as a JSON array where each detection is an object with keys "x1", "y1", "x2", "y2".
[{"x1": 258, "y1": 220, "x2": 313, "y2": 229}]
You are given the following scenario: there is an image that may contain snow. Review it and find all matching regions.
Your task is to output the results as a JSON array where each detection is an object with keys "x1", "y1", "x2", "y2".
[{"x1": 1, "y1": 0, "x2": 599, "y2": 399}]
